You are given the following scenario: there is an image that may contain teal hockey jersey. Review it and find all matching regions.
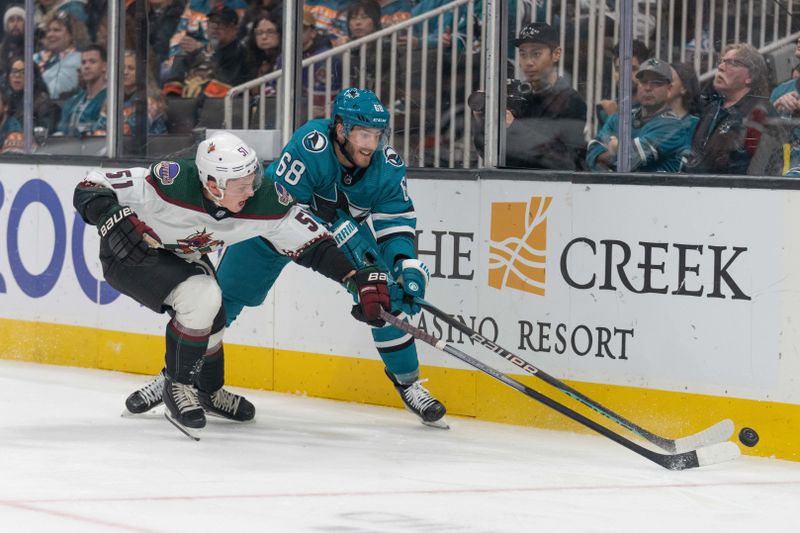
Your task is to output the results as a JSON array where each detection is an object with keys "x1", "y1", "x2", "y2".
[{"x1": 265, "y1": 118, "x2": 416, "y2": 266}]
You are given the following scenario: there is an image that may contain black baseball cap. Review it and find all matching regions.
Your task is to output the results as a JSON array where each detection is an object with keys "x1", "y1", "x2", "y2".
[
  {"x1": 635, "y1": 58, "x2": 673, "y2": 82},
  {"x1": 208, "y1": 6, "x2": 239, "y2": 26},
  {"x1": 512, "y1": 22, "x2": 559, "y2": 48}
]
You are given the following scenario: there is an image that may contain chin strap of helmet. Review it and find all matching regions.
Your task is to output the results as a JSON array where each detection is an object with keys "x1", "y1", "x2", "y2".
[
  {"x1": 332, "y1": 120, "x2": 360, "y2": 168},
  {"x1": 204, "y1": 176, "x2": 225, "y2": 204}
]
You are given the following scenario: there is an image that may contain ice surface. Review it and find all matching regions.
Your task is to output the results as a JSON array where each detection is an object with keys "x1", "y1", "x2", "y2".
[{"x1": 0, "y1": 359, "x2": 797, "y2": 532}]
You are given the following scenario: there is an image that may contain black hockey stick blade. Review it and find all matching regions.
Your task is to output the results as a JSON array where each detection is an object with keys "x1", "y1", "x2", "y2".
[
  {"x1": 379, "y1": 309, "x2": 740, "y2": 470},
  {"x1": 413, "y1": 297, "x2": 734, "y2": 453}
]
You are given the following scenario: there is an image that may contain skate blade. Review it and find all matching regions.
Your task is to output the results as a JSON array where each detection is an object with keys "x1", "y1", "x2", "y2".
[
  {"x1": 121, "y1": 407, "x2": 163, "y2": 418},
  {"x1": 163, "y1": 412, "x2": 202, "y2": 441},
  {"x1": 205, "y1": 411, "x2": 256, "y2": 424},
  {"x1": 421, "y1": 417, "x2": 450, "y2": 430}
]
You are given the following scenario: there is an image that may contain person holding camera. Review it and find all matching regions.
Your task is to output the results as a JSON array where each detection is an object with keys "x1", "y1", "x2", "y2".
[
  {"x1": 469, "y1": 22, "x2": 587, "y2": 170},
  {"x1": 586, "y1": 58, "x2": 689, "y2": 172}
]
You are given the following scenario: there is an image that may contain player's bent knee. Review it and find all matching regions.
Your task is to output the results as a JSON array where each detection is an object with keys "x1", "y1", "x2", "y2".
[{"x1": 166, "y1": 275, "x2": 222, "y2": 330}]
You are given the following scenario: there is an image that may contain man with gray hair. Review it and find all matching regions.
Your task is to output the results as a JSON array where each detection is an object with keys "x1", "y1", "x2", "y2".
[{"x1": 685, "y1": 43, "x2": 778, "y2": 175}]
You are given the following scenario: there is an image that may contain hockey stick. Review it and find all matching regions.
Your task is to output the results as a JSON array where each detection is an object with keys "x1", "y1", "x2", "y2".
[
  {"x1": 413, "y1": 298, "x2": 734, "y2": 454},
  {"x1": 379, "y1": 308, "x2": 740, "y2": 470}
]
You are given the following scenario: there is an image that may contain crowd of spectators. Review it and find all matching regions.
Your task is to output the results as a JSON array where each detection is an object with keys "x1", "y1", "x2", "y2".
[
  {"x1": 468, "y1": 19, "x2": 800, "y2": 178},
  {"x1": 0, "y1": 0, "x2": 799, "y2": 178},
  {"x1": 0, "y1": 0, "x2": 426, "y2": 149}
]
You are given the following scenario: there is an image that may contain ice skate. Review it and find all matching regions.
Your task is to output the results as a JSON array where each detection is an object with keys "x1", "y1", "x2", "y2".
[
  {"x1": 198, "y1": 387, "x2": 256, "y2": 422},
  {"x1": 122, "y1": 370, "x2": 165, "y2": 416},
  {"x1": 385, "y1": 369, "x2": 449, "y2": 429},
  {"x1": 163, "y1": 377, "x2": 205, "y2": 440}
]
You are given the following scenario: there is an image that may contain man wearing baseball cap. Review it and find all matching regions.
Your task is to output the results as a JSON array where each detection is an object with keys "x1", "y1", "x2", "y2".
[
  {"x1": 469, "y1": 21, "x2": 587, "y2": 170},
  {"x1": 587, "y1": 57, "x2": 690, "y2": 172}
]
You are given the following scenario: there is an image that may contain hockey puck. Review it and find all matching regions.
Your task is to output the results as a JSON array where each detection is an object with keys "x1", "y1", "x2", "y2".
[{"x1": 739, "y1": 427, "x2": 759, "y2": 447}]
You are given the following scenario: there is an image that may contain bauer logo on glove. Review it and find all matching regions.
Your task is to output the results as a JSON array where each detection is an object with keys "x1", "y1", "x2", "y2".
[{"x1": 98, "y1": 205, "x2": 162, "y2": 267}]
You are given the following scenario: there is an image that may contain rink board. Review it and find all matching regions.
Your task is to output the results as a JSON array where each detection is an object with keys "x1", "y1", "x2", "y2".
[{"x1": 0, "y1": 163, "x2": 798, "y2": 460}]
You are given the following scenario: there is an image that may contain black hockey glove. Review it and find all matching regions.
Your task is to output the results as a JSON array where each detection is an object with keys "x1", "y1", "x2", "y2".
[
  {"x1": 97, "y1": 205, "x2": 162, "y2": 267},
  {"x1": 346, "y1": 266, "x2": 390, "y2": 327}
]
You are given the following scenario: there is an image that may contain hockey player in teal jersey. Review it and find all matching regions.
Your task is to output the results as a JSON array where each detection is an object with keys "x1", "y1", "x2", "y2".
[{"x1": 126, "y1": 88, "x2": 447, "y2": 428}]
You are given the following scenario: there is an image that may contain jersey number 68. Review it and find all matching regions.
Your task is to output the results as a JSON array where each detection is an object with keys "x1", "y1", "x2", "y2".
[{"x1": 275, "y1": 153, "x2": 306, "y2": 185}]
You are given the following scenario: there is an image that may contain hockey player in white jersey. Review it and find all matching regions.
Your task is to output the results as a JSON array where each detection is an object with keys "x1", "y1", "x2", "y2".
[{"x1": 73, "y1": 131, "x2": 391, "y2": 436}]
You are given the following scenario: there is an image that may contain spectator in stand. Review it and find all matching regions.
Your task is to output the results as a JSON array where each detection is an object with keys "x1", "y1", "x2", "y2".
[
  {"x1": 769, "y1": 36, "x2": 800, "y2": 116},
  {"x1": 407, "y1": 0, "x2": 484, "y2": 50},
  {"x1": 344, "y1": 0, "x2": 381, "y2": 40},
  {"x1": 596, "y1": 39, "x2": 651, "y2": 127},
  {"x1": 684, "y1": 44, "x2": 778, "y2": 175},
  {"x1": 93, "y1": 50, "x2": 167, "y2": 136},
  {"x1": 162, "y1": 48, "x2": 230, "y2": 99},
  {"x1": 0, "y1": 88, "x2": 23, "y2": 153},
  {"x1": 331, "y1": 0, "x2": 411, "y2": 46},
  {"x1": 0, "y1": 5, "x2": 24, "y2": 74},
  {"x1": 668, "y1": 62, "x2": 701, "y2": 141},
  {"x1": 470, "y1": 22, "x2": 587, "y2": 170},
  {"x1": 205, "y1": 6, "x2": 248, "y2": 87},
  {"x1": 148, "y1": 0, "x2": 186, "y2": 85},
  {"x1": 34, "y1": 0, "x2": 88, "y2": 30},
  {"x1": 244, "y1": 11, "x2": 281, "y2": 81},
  {"x1": 163, "y1": 5, "x2": 247, "y2": 91},
  {"x1": 54, "y1": 43, "x2": 107, "y2": 137},
  {"x1": 34, "y1": 10, "x2": 88, "y2": 99},
  {"x1": 769, "y1": 38, "x2": 800, "y2": 106},
  {"x1": 5, "y1": 56, "x2": 61, "y2": 132},
  {"x1": 587, "y1": 58, "x2": 688, "y2": 172},
  {"x1": 161, "y1": 1, "x2": 210, "y2": 83},
  {"x1": 304, "y1": 0, "x2": 350, "y2": 43},
  {"x1": 239, "y1": 0, "x2": 282, "y2": 38},
  {"x1": 274, "y1": 11, "x2": 340, "y2": 102},
  {"x1": 336, "y1": 0, "x2": 389, "y2": 89}
]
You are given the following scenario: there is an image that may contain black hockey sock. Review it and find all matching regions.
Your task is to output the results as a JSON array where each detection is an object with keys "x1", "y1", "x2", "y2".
[
  {"x1": 164, "y1": 317, "x2": 209, "y2": 384},
  {"x1": 196, "y1": 347, "x2": 224, "y2": 393}
]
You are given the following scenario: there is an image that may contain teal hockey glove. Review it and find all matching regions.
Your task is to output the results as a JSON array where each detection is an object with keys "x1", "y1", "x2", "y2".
[{"x1": 391, "y1": 259, "x2": 430, "y2": 315}]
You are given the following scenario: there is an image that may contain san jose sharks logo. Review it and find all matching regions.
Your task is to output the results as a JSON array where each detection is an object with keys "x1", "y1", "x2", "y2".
[
  {"x1": 153, "y1": 161, "x2": 180, "y2": 185},
  {"x1": 165, "y1": 229, "x2": 224, "y2": 254},
  {"x1": 302, "y1": 130, "x2": 328, "y2": 153},
  {"x1": 344, "y1": 88, "x2": 360, "y2": 99},
  {"x1": 384, "y1": 145, "x2": 403, "y2": 167}
]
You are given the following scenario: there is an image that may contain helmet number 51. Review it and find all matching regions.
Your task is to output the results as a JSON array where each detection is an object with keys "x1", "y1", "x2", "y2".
[{"x1": 275, "y1": 153, "x2": 306, "y2": 185}]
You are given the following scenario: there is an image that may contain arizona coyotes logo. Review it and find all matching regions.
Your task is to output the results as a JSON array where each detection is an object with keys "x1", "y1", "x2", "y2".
[
  {"x1": 207, "y1": 142, "x2": 216, "y2": 153},
  {"x1": 166, "y1": 229, "x2": 224, "y2": 254},
  {"x1": 302, "y1": 130, "x2": 328, "y2": 153}
]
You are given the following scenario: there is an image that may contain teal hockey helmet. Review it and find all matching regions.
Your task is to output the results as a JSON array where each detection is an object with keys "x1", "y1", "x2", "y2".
[{"x1": 332, "y1": 87, "x2": 391, "y2": 141}]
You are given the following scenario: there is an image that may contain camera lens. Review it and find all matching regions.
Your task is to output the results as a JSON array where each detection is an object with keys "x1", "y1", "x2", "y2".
[
  {"x1": 467, "y1": 91, "x2": 486, "y2": 113},
  {"x1": 518, "y1": 82, "x2": 533, "y2": 95}
]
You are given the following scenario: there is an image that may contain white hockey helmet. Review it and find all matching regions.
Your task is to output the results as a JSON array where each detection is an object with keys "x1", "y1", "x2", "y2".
[{"x1": 196, "y1": 131, "x2": 262, "y2": 200}]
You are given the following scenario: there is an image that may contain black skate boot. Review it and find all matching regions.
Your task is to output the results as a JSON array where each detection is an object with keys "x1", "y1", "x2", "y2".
[
  {"x1": 385, "y1": 369, "x2": 448, "y2": 429},
  {"x1": 163, "y1": 377, "x2": 206, "y2": 439},
  {"x1": 198, "y1": 388, "x2": 256, "y2": 422},
  {"x1": 123, "y1": 370, "x2": 165, "y2": 415}
]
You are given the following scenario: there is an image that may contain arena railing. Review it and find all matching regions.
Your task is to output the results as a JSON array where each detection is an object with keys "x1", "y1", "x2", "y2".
[{"x1": 225, "y1": 0, "x2": 478, "y2": 169}]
